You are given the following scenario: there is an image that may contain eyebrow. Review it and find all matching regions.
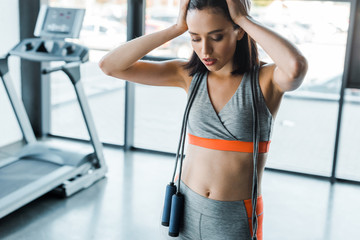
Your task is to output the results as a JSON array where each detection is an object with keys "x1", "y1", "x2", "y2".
[{"x1": 188, "y1": 29, "x2": 224, "y2": 35}]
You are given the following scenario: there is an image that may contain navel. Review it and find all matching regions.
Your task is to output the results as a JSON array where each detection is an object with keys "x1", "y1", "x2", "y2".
[{"x1": 205, "y1": 191, "x2": 211, "y2": 198}]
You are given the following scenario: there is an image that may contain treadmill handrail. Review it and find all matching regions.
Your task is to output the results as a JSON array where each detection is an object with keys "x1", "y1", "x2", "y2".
[
  {"x1": 0, "y1": 57, "x2": 37, "y2": 144},
  {"x1": 42, "y1": 64, "x2": 106, "y2": 169}
]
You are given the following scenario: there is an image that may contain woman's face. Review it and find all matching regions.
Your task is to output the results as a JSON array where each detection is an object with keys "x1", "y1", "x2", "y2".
[{"x1": 186, "y1": 8, "x2": 243, "y2": 74}]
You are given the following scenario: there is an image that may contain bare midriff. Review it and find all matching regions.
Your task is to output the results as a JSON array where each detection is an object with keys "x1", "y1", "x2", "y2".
[{"x1": 181, "y1": 144, "x2": 267, "y2": 201}]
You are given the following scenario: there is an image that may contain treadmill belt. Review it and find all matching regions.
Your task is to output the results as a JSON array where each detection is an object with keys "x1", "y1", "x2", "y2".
[{"x1": 0, "y1": 159, "x2": 61, "y2": 198}]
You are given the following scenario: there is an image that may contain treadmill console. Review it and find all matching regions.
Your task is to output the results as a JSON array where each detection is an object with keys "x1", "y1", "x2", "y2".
[
  {"x1": 9, "y1": 5, "x2": 88, "y2": 62},
  {"x1": 34, "y1": 5, "x2": 85, "y2": 39}
]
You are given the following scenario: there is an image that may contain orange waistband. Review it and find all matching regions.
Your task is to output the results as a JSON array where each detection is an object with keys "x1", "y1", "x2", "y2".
[{"x1": 188, "y1": 133, "x2": 270, "y2": 153}]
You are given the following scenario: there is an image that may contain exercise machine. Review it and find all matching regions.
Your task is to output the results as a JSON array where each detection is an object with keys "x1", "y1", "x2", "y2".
[{"x1": 0, "y1": 5, "x2": 107, "y2": 219}]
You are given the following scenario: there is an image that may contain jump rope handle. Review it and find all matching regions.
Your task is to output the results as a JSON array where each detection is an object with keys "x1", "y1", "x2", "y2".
[
  {"x1": 161, "y1": 183, "x2": 177, "y2": 226},
  {"x1": 161, "y1": 72, "x2": 204, "y2": 237},
  {"x1": 168, "y1": 192, "x2": 184, "y2": 237},
  {"x1": 251, "y1": 65, "x2": 260, "y2": 240}
]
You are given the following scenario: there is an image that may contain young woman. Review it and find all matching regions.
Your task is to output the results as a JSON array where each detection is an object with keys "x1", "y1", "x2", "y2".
[{"x1": 99, "y1": 0, "x2": 308, "y2": 239}]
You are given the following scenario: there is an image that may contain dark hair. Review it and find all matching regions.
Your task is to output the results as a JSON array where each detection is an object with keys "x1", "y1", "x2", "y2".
[{"x1": 183, "y1": 0, "x2": 259, "y2": 76}]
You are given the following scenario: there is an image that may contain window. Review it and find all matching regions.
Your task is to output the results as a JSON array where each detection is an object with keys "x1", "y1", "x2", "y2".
[
  {"x1": 134, "y1": 0, "x2": 189, "y2": 152},
  {"x1": 49, "y1": 0, "x2": 127, "y2": 145},
  {"x1": 0, "y1": 0, "x2": 22, "y2": 147},
  {"x1": 337, "y1": 89, "x2": 360, "y2": 181},
  {"x1": 134, "y1": 85, "x2": 187, "y2": 152},
  {"x1": 145, "y1": 0, "x2": 192, "y2": 59},
  {"x1": 134, "y1": 1, "x2": 353, "y2": 166},
  {"x1": 254, "y1": 1, "x2": 351, "y2": 176},
  {"x1": 46, "y1": 0, "x2": 359, "y2": 182}
]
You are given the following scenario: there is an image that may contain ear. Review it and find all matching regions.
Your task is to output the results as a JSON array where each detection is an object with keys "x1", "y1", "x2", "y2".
[{"x1": 236, "y1": 28, "x2": 245, "y2": 41}]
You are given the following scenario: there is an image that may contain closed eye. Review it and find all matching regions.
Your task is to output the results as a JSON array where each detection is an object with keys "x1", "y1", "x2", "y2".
[
  {"x1": 191, "y1": 35, "x2": 223, "y2": 42},
  {"x1": 212, "y1": 35, "x2": 223, "y2": 41}
]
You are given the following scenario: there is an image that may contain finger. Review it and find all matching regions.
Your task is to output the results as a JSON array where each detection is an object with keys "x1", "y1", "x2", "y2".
[
  {"x1": 180, "y1": 0, "x2": 190, "y2": 10},
  {"x1": 179, "y1": 0, "x2": 189, "y2": 14},
  {"x1": 177, "y1": 0, "x2": 190, "y2": 30},
  {"x1": 241, "y1": 0, "x2": 251, "y2": 13}
]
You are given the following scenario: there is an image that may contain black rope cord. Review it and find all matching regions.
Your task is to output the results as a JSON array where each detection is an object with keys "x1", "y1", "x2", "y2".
[
  {"x1": 251, "y1": 65, "x2": 260, "y2": 240},
  {"x1": 171, "y1": 72, "x2": 204, "y2": 192}
]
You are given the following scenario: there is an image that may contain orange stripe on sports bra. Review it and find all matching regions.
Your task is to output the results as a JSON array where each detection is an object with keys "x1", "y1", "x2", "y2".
[{"x1": 188, "y1": 133, "x2": 270, "y2": 153}]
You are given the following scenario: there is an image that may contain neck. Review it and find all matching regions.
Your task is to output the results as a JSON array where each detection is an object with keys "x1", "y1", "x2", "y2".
[
  {"x1": 210, "y1": 60, "x2": 236, "y2": 79},
  {"x1": 210, "y1": 69, "x2": 233, "y2": 80}
]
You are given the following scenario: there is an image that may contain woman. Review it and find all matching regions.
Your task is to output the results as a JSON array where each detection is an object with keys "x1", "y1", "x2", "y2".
[{"x1": 99, "y1": 0, "x2": 308, "y2": 239}]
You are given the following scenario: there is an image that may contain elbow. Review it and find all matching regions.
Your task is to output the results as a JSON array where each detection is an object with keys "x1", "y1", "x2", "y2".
[
  {"x1": 288, "y1": 56, "x2": 308, "y2": 90},
  {"x1": 290, "y1": 55, "x2": 308, "y2": 80},
  {"x1": 98, "y1": 57, "x2": 113, "y2": 76}
]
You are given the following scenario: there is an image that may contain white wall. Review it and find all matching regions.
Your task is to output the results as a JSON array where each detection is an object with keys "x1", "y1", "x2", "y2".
[{"x1": 0, "y1": 0, "x2": 23, "y2": 147}]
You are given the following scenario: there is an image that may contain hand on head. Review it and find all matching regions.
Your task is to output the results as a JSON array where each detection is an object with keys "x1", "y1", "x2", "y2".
[
  {"x1": 176, "y1": 0, "x2": 191, "y2": 32},
  {"x1": 225, "y1": 0, "x2": 251, "y2": 23},
  {"x1": 176, "y1": 0, "x2": 251, "y2": 33}
]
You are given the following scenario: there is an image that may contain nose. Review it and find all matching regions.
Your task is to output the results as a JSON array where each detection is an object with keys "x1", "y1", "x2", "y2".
[{"x1": 201, "y1": 39, "x2": 213, "y2": 56}]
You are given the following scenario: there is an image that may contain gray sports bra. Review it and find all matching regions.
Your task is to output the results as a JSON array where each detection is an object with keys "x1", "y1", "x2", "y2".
[{"x1": 187, "y1": 68, "x2": 274, "y2": 153}]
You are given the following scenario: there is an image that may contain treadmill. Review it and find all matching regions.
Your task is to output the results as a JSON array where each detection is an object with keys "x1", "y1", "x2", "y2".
[{"x1": 0, "y1": 6, "x2": 107, "y2": 219}]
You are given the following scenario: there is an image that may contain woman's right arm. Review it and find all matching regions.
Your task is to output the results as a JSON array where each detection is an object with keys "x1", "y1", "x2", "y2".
[{"x1": 99, "y1": 0, "x2": 191, "y2": 90}]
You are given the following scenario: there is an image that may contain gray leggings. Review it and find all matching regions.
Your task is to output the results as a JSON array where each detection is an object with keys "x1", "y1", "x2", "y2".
[{"x1": 161, "y1": 180, "x2": 258, "y2": 240}]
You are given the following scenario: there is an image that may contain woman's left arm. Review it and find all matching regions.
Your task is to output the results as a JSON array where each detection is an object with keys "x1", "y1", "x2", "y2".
[{"x1": 227, "y1": 0, "x2": 308, "y2": 92}]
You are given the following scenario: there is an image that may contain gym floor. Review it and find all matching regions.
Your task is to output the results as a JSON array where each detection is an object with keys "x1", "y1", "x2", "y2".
[{"x1": 0, "y1": 138, "x2": 360, "y2": 240}]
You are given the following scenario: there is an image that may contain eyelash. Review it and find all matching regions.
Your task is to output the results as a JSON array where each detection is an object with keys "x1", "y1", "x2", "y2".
[
  {"x1": 191, "y1": 35, "x2": 224, "y2": 42},
  {"x1": 213, "y1": 35, "x2": 223, "y2": 41}
]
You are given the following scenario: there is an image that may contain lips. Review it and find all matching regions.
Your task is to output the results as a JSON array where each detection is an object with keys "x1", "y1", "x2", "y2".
[{"x1": 203, "y1": 58, "x2": 217, "y2": 66}]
